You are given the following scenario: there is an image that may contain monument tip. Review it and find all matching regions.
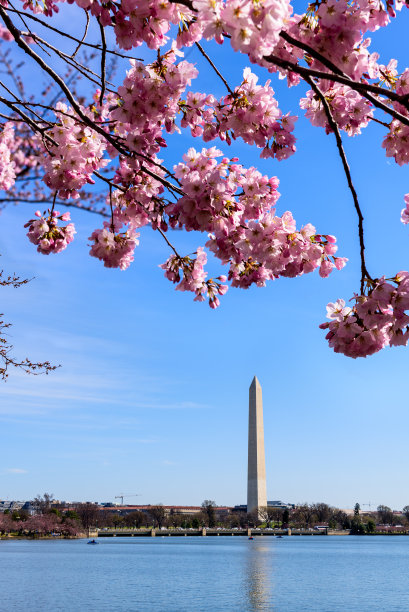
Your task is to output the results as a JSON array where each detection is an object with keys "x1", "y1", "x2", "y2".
[{"x1": 250, "y1": 375, "x2": 261, "y2": 387}]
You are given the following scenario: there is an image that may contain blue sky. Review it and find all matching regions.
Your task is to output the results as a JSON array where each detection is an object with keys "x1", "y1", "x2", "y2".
[{"x1": 1, "y1": 2, "x2": 409, "y2": 511}]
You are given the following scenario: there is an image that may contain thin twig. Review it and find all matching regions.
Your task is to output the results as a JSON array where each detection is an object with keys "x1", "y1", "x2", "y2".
[
  {"x1": 195, "y1": 42, "x2": 234, "y2": 96},
  {"x1": 22, "y1": 32, "x2": 116, "y2": 92},
  {"x1": 98, "y1": 18, "x2": 107, "y2": 106},
  {"x1": 157, "y1": 227, "x2": 181, "y2": 257},
  {"x1": 72, "y1": 10, "x2": 90, "y2": 58},
  {"x1": 93, "y1": 171, "x2": 182, "y2": 257},
  {"x1": 368, "y1": 116, "x2": 390, "y2": 129},
  {"x1": 0, "y1": 95, "x2": 47, "y2": 135},
  {"x1": 6, "y1": 7, "x2": 143, "y2": 61},
  {"x1": 0, "y1": 87, "x2": 53, "y2": 126}
]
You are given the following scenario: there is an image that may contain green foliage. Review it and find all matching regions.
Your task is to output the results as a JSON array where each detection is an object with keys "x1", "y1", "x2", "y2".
[
  {"x1": 64, "y1": 510, "x2": 80, "y2": 521},
  {"x1": 350, "y1": 517, "x2": 365, "y2": 535}
]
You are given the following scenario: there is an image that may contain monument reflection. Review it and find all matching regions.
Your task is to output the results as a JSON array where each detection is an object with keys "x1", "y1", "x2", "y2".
[{"x1": 245, "y1": 540, "x2": 275, "y2": 610}]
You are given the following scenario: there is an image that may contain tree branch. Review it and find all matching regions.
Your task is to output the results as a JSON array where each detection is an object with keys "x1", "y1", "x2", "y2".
[
  {"x1": 71, "y1": 9, "x2": 90, "y2": 58},
  {"x1": 305, "y1": 75, "x2": 371, "y2": 292},
  {"x1": 264, "y1": 54, "x2": 409, "y2": 127},
  {"x1": 98, "y1": 18, "x2": 107, "y2": 105},
  {"x1": 195, "y1": 42, "x2": 234, "y2": 96}
]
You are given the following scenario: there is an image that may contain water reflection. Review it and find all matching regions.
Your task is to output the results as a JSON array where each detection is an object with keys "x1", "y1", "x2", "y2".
[{"x1": 245, "y1": 539, "x2": 275, "y2": 610}]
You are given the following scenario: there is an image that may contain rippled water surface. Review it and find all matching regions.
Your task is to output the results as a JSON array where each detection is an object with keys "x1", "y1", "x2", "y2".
[{"x1": 1, "y1": 535, "x2": 409, "y2": 611}]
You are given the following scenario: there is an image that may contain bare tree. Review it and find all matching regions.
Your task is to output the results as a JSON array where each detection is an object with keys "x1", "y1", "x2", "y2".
[
  {"x1": 149, "y1": 505, "x2": 166, "y2": 529},
  {"x1": 201, "y1": 500, "x2": 216, "y2": 527},
  {"x1": 123, "y1": 511, "x2": 146, "y2": 528},
  {"x1": 32, "y1": 492, "x2": 54, "y2": 514},
  {"x1": 263, "y1": 507, "x2": 284, "y2": 527},
  {"x1": 377, "y1": 505, "x2": 394, "y2": 525},
  {"x1": 75, "y1": 503, "x2": 99, "y2": 529},
  {"x1": 311, "y1": 503, "x2": 332, "y2": 523}
]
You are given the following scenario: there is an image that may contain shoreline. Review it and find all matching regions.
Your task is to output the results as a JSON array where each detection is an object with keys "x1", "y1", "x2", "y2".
[{"x1": 95, "y1": 527, "x2": 408, "y2": 537}]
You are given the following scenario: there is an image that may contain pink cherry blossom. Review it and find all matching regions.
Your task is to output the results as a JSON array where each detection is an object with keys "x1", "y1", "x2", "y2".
[
  {"x1": 320, "y1": 273, "x2": 409, "y2": 358},
  {"x1": 24, "y1": 209, "x2": 76, "y2": 254},
  {"x1": 89, "y1": 222, "x2": 140, "y2": 270}
]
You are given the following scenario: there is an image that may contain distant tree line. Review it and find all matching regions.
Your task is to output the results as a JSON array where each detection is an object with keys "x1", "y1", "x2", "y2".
[{"x1": 2, "y1": 495, "x2": 409, "y2": 536}]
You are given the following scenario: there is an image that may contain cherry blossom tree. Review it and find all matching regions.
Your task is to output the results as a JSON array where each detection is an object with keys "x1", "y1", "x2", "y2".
[{"x1": 1, "y1": 0, "x2": 409, "y2": 359}]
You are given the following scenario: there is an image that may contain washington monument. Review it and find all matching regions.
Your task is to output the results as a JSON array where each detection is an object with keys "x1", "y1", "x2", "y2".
[{"x1": 247, "y1": 376, "x2": 267, "y2": 514}]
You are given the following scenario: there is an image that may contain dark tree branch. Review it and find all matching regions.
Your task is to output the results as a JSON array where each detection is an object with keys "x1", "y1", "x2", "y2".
[
  {"x1": 72, "y1": 9, "x2": 90, "y2": 58},
  {"x1": 305, "y1": 76, "x2": 371, "y2": 293},
  {"x1": 195, "y1": 42, "x2": 234, "y2": 96},
  {"x1": 279, "y1": 31, "x2": 407, "y2": 107},
  {"x1": 6, "y1": 6, "x2": 143, "y2": 61},
  {"x1": 21, "y1": 31, "x2": 116, "y2": 93},
  {"x1": 264, "y1": 54, "x2": 409, "y2": 127},
  {"x1": 98, "y1": 18, "x2": 107, "y2": 105}
]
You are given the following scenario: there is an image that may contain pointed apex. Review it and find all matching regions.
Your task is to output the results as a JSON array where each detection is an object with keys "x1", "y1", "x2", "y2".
[{"x1": 250, "y1": 376, "x2": 261, "y2": 388}]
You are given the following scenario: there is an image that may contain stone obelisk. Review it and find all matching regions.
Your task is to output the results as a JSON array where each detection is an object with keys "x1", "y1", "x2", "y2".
[{"x1": 247, "y1": 376, "x2": 267, "y2": 515}]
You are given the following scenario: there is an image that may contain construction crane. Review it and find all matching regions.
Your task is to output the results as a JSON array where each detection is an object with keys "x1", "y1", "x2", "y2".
[
  {"x1": 362, "y1": 502, "x2": 373, "y2": 511},
  {"x1": 115, "y1": 494, "x2": 140, "y2": 505}
]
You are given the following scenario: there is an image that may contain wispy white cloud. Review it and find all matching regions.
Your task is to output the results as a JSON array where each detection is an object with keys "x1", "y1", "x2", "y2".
[
  {"x1": 0, "y1": 376, "x2": 209, "y2": 412},
  {"x1": 3, "y1": 468, "x2": 28, "y2": 474}
]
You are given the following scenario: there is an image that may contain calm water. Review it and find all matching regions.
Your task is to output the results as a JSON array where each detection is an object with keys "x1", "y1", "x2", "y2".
[{"x1": 1, "y1": 535, "x2": 409, "y2": 611}]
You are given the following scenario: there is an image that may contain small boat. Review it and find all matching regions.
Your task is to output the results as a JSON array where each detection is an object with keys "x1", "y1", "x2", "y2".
[
  {"x1": 248, "y1": 536, "x2": 254, "y2": 540},
  {"x1": 276, "y1": 535, "x2": 283, "y2": 539},
  {"x1": 87, "y1": 539, "x2": 98, "y2": 545}
]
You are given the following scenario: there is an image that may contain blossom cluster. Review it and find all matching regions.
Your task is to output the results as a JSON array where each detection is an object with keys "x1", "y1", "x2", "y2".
[
  {"x1": 20, "y1": 0, "x2": 293, "y2": 56},
  {"x1": 193, "y1": 0, "x2": 292, "y2": 61},
  {"x1": 292, "y1": 0, "x2": 388, "y2": 80},
  {"x1": 111, "y1": 52, "x2": 198, "y2": 163},
  {"x1": 277, "y1": 2, "x2": 390, "y2": 136},
  {"x1": 42, "y1": 103, "x2": 107, "y2": 199},
  {"x1": 320, "y1": 272, "x2": 409, "y2": 358},
  {"x1": 22, "y1": 0, "x2": 60, "y2": 17},
  {"x1": 24, "y1": 209, "x2": 76, "y2": 254},
  {"x1": 89, "y1": 221, "x2": 140, "y2": 270},
  {"x1": 299, "y1": 83, "x2": 373, "y2": 136},
  {"x1": 382, "y1": 70, "x2": 409, "y2": 166},
  {"x1": 180, "y1": 68, "x2": 297, "y2": 159},
  {"x1": 160, "y1": 247, "x2": 228, "y2": 308},
  {"x1": 20, "y1": 0, "x2": 184, "y2": 49},
  {"x1": 167, "y1": 147, "x2": 346, "y2": 293}
]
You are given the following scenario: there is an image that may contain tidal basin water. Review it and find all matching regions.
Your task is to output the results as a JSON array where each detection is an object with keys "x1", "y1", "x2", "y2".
[{"x1": 1, "y1": 535, "x2": 409, "y2": 611}]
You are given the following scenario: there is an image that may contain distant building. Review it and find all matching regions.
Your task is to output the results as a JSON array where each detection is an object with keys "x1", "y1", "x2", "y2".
[
  {"x1": 233, "y1": 500, "x2": 294, "y2": 513},
  {"x1": 267, "y1": 500, "x2": 295, "y2": 509},
  {"x1": 0, "y1": 500, "x2": 25, "y2": 512},
  {"x1": 101, "y1": 505, "x2": 234, "y2": 519},
  {"x1": 21, "y1": 502, "x2": 35, "y2": 515}
]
